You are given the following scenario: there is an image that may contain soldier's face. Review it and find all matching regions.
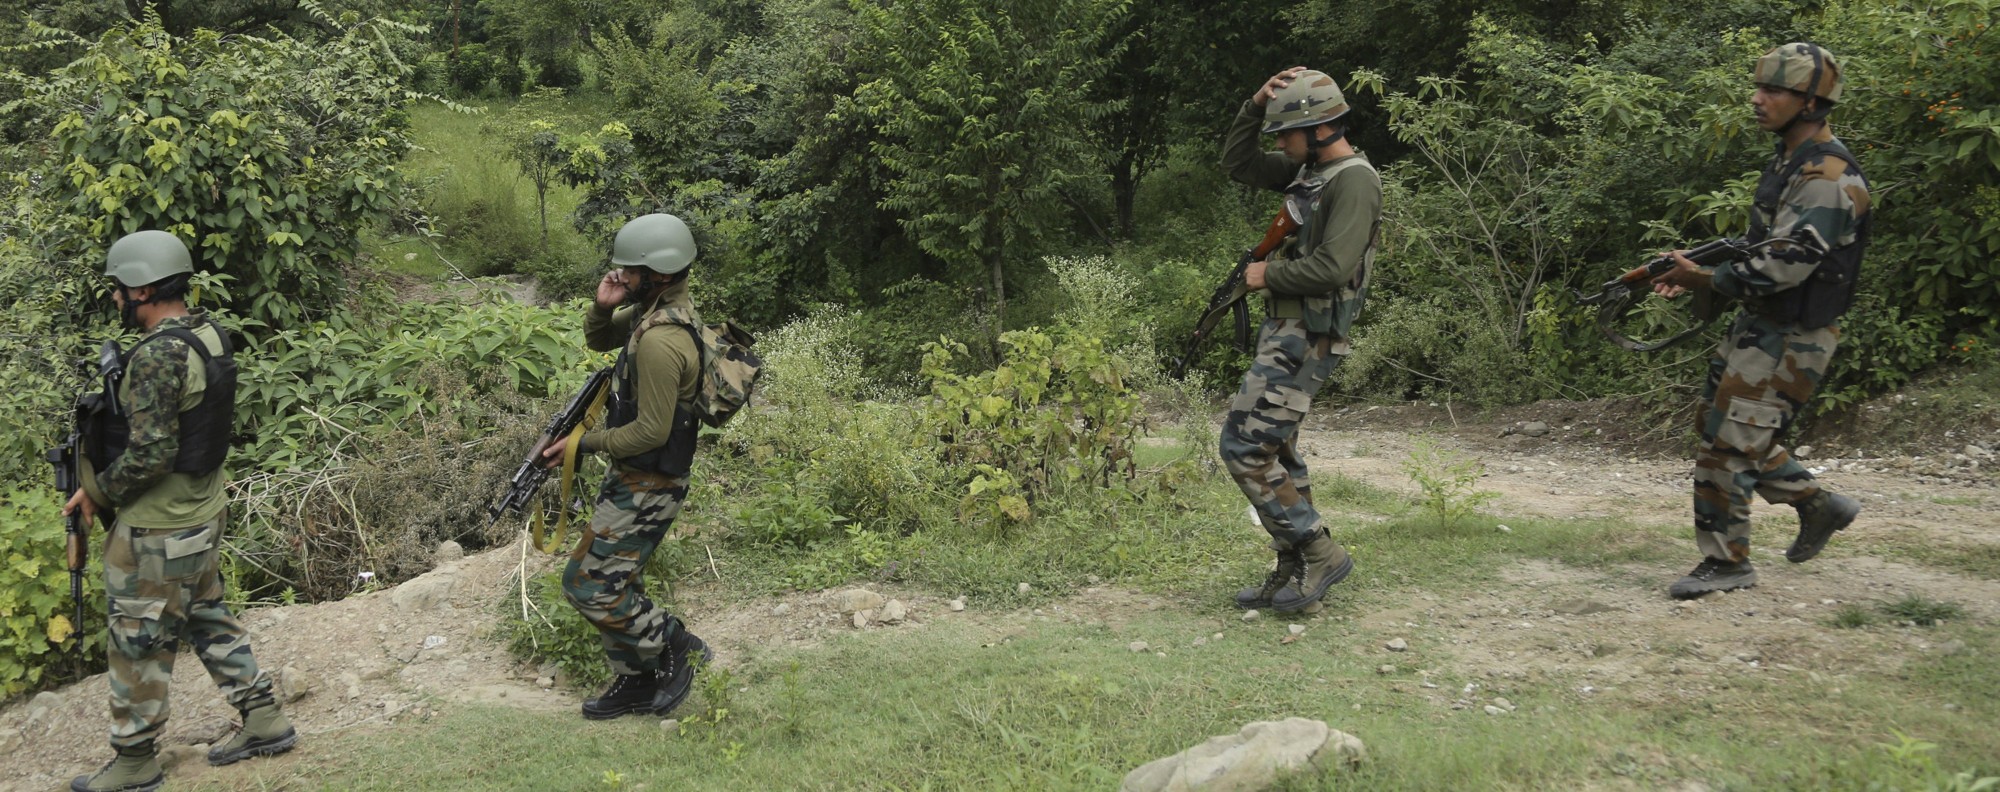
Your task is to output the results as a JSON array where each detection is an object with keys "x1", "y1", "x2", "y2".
[
  {"x1": 1275, "y1": 128, "x2": 1309, "y2": 163},
  {"x1": 1752, "y1": 86, "x2": 1809, "y2": 132}
]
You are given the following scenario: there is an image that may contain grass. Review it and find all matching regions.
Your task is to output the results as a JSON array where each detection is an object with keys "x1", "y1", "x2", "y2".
[
  {"x1": 188, "y1": 617, "x2": 2000, "y2": 791},
  {"x1": 184, "y1": 436, "x2": 1999, "y2": 791}
]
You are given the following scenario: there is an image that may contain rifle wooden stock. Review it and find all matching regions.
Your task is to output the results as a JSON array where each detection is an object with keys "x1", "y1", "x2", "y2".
[{"x1": 1170, "y1": 209, "x2": 1301, "y2": 379}]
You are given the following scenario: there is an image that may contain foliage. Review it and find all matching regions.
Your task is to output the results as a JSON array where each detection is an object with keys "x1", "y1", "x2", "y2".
[
  {"x1": 1878, "y1": 594, "x2": 1966, "y2": 627},
  {"x1": 1402, "y1": 436, "x2": 1498, "y2": 528},
  {"x1": 0, "y1": 488, "x2": 106, "y2": 697},
  {"x1": 847, "y1": 0, "x2": 1124, "y2": 330},
  {"x1": 4, "y1": 12, "x2": 426, "y2": 332},
  {"x1": 921, "y1": 327, "x2": 1142, "y2": 528}
]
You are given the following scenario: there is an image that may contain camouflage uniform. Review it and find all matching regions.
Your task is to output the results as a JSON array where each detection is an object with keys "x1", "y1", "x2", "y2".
[
  {"x1": 1218, "y1": 95, "x2": 1384, "y2": 550},
  {"x1": 1692, "y1": 127, "x2": 1868, "y2": 562},
  {"x1": 563, "y1": 279, "x2": 702, "y2": 677},
  {"x1": 83, "y1": 314, "x2": 275, "y2": 752}
]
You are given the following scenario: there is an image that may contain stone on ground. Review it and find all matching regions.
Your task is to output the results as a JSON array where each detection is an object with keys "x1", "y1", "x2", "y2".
[
  {"x1": 1120, "y1": 717, "x2": 1364, "y2": 792},
  {"x1": 837, "y1": 589, "x2": 884, "y2": 614},
  {"x1": 880, "y1": 599, "x2": 908, "y2": 624}
]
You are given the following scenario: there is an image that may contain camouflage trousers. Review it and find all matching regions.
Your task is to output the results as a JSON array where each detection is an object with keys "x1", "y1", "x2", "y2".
[
  {"x1": 562, "y1": 464, "x2": 689, "y2": 676},
  {"x1": 105, "y1": 509, "x2": 273, "y2": 751},
  {"x1": 1221, "y1": 319, "x2": 1344, "y2": 549},
  {"x1": 1692, "y1": 313, "x2": 1837, "y2": 561}
]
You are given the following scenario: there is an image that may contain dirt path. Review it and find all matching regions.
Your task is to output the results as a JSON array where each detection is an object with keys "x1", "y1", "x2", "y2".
[{"x1": 2, "y1": 407, "x2": 1993, "y2": 791}]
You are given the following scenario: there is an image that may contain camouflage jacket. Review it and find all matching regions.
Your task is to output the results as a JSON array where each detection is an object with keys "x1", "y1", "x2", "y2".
[
  {"x1": 1712, "y1": 127, "x2": 1870, "y2": 301},
  {"x1": 91, "y1": 312, "x2": 230, "y2": 528},
  {"x1": 1220, "y1": 100, "x2": 1383, "y2": 342}
]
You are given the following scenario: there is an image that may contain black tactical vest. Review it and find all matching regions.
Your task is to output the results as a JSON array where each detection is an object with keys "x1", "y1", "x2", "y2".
[
  {"x1": 85, "y1": 320, "x2": 238, "y2": 475},
  {"x1": 1747, "y1": 143, "x2": 1869, "y2": 329},
  {"x1": 604, "y1": 323, "x2": 700, "y2": 477}
]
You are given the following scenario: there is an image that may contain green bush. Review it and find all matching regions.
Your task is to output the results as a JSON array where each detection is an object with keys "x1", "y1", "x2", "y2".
[
  {"x1": 446, "y1": 43, "x2": 496, "y2": 95},
  {"x1": 0, "y1": 488, "x2": 105, "y2": 697}
]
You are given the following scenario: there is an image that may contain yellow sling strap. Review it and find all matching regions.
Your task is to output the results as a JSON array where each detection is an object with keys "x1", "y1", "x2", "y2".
[{"x1": 529, "y1": 382, "x2": 611, "y2": 554}]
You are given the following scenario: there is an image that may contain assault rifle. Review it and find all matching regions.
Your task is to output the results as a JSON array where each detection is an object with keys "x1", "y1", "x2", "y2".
[
  {"x1": 1169, "y1": 206, "x2": 1304, "y2": 379},
  {"x1": 1574, "y1": 234, "x2": 1824, "y2": 352},
  {"x1": 45, "y1": 340, "x2": 124, "y2": 641},
  {"x1": 486, "y1": 367, "x2": 612, "y2": 551}
]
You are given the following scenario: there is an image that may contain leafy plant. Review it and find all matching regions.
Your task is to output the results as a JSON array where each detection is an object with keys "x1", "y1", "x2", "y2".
[
  {"x1": 0, "y1": 488, "x2": 107, "y2": 697},
  {"x1": 1878, "y1": 594, "x2": 1966, "y2": 627},
  {"x1": 1403, "y1": 436, "x2": 1498, "y2": 528}
]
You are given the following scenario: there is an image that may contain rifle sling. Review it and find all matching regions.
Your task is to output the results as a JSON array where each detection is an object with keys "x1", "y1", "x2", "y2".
[{"x1": 530, "y1": 381, "x2": 611, "y2": 554}]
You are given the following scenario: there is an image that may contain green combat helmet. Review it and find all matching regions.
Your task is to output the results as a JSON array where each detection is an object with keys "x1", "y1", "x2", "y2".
[
  {"x1": 1261, "y1": 70, "x2": 1350, "y2": 134},
  {"x1": 610, "y1": 213, "x2": 698, "y2": 275},
  {"x1": 1754, "y1": 42, "x2": 1842, "y2": 121},
  {"x1": 104, "y1": 230, "x2": 194, "y2": 286}
]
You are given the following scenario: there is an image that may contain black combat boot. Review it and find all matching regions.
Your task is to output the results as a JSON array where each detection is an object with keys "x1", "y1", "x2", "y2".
[
  {"x1": 1669, "y1": 557, "x2": 1758, "y2": 599},
  {"x1": 1786, "y1": 490, "x2": 1859, "y2": 563},
  {"x1": 1234, "y1": 541, "x2": 1304, "y2": 609},
  {"x1": 582, "y1": 670, "x2": 667, "y2": 720},
  {"x1": 652, "y1": 628, "x2": 713, "y2": 717},
  {"x1": 1271, "y1": 530, "x2": 1353, "y2": 612},
  {"x1": 71, "y1": 744, "x2": 162, "y2": 792}
]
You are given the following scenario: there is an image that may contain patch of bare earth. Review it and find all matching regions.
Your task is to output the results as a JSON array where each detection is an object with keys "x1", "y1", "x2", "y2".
[{"x1": 1, "y1": 400, "x2": 1992, "y2": 790}]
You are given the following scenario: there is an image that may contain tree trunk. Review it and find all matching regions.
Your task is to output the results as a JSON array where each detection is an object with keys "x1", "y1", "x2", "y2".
[{"x1": 1112, "y1": 151, "x2": 1137, "y2": 239}]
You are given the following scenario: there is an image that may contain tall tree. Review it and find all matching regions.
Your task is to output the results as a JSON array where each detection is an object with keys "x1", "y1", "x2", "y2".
[{"x1": 848, "y1": 0, "x2": 1126, "y2": 333}]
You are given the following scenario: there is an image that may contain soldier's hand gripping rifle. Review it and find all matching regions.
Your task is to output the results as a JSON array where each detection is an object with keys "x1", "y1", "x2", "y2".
[
  {"x1": 45, "y1": 340, "x2": 125, "y2": 642},
  {"x1": 1573, "y1": 233, "x2": 1825, "y2": 352},
  {"x1": 486, "y1": 367, "x2": 612, "y2": 552},
  {"x1": 1169, "y1": 205, "x2": 1304, "y2": 379}
]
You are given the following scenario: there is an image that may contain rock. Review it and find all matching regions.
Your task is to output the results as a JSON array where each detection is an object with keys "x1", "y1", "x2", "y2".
[
  {"x1": 536, "y1": 676, "x2": 554, "y2": 689},
  {"x1": 159, "y1": 744, "x2": 206, "y2": 771},
  {"x1": 1492, "y1": 697, "x2": 1516, "y2": 711},
  {"x1": 1377, "y1": 665, "x2": 1396, "y2": 675},
  {"x1": 1484, "y1": 705, "x2": 1506, "y2": 716},
  {"x1": 852, "y1": 610, "x2": 872, "y2": 629},
  {"x1": 278, "y1": 665, "x2": 312, "y2": 703},
  {"x1": 31, "y1": 690, "x2": 63, "y2": 711},
  {"x1": 880, "y1": 599, "x2": 908, "y2": 624},
  {"x1": 435, "y1": 540, "x2": 464, "y2": 564},
  {"x1": 837, "y1": 589, "x2": 885, "y2": 614},
  {"x1": 391, "y1": 642, "x2": 421, "y2": 664},
  {"x1": 1496, "y1": 524, "x2": 1512, "y2": 534},
  {"x1": 1130, "y1": 641, "x2": 1151, "y2": 653},
  {"x1": 1385, "y1": 638, "x2": 1408, "y2": 652},
  {"x1": 1087, "y1": 574, "x2": 1103, "y2": 585},
  {"x1": 948, "y1": 598, "x2": 967, "y2": 612},
  {"x1": 771, "y1": 603, "x2": 792, "y2": 616},
  {"x1": 1795, "y1": 445, "x2": 1815, "y2": 459},
  {"x1": 0, "y1": 729, "x2": 20, "y2": 755},
  {"x1": 1522, "y1": 421, "x2": 1550, "y2": 437},
  {"x1": 390, "y1": 567, "x2": 459, "y2": 613},
  {"x1": 339, "y1": 671, "x2": 362, "y2": 701},
  {"x1": 1017, "y1": 582, "x2": 1033, "y2": 595},
  {"x1": 1193, "y1": 637, "x2": 1209, "y2": 647},
  {"x1": 660, "y1": 719, "x2": 681, "y2": 735},
  {"x1": 1242, "y1": 610, "x2": 1262, "y2": 622},
  {"x1": 1120, "y1": 718, "x2": 1364, "y2": 792},
  {"x1": 1966, "y1": 444, "x2": 1989, "y2": 458},
  {"x1": 1552, "y1": 600, "x2": 1616, "y2": 616},
  {"x1": 1288, "y1": 624, "x2": 1306, "y2": 636}
]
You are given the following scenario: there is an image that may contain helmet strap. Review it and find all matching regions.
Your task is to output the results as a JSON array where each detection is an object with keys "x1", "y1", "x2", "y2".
[
  {"x1": 116, "y1": 284, "x2": 148, "y2": 330},
  {"x1": 1305, "y1": 123, "x2": 1346, "y2": 162}
]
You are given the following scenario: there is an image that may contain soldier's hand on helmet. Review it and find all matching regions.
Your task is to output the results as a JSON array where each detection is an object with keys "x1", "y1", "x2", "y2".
[
  {"x1": 62, "y1": 489, "x2": 96, "y2": 525},
  {"x1": 1245, "y1": 260, "x2": 1269, "y2": 290},
  {"x1": 1649, "y1": 250, "x2": 1703, "y2": 297},
  {"x1": 594, "y1": 271, "x2": 627, "y2": 310},
  {"x1": 1253, "y1": 67, "x2": 1310, "y2": 107}
]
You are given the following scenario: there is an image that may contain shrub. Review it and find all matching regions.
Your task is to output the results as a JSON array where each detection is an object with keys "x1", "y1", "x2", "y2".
[{"x1": 0, "y1": 488, "x2": 106, "y2": 698}]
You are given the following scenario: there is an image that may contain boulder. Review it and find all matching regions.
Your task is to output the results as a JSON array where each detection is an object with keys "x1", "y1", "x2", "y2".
[
  {"x1": 1121, "y1": 718, "x2": 1364, "y2": 792},
  {"x1": 390, "y1": 567, "x2": 459, "y2": 613},
  {"x1": 837, "y1": 589, "x2": 885, "y2": 614}
]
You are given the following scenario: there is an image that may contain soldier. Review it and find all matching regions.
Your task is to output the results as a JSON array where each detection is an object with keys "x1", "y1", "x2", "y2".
[
  {"x1": 1219, "y1": 67, "x2": 1384, "y2": 612},
  {"x1": 538, "y1": 213, "x2": 711, "y2": 719},
  {"x1": 1651, "y1": 43, "x2": 1867, "y2": 599},
  {"x1": 62, "y1": 231, "x2": 295, "y2": 792}
]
